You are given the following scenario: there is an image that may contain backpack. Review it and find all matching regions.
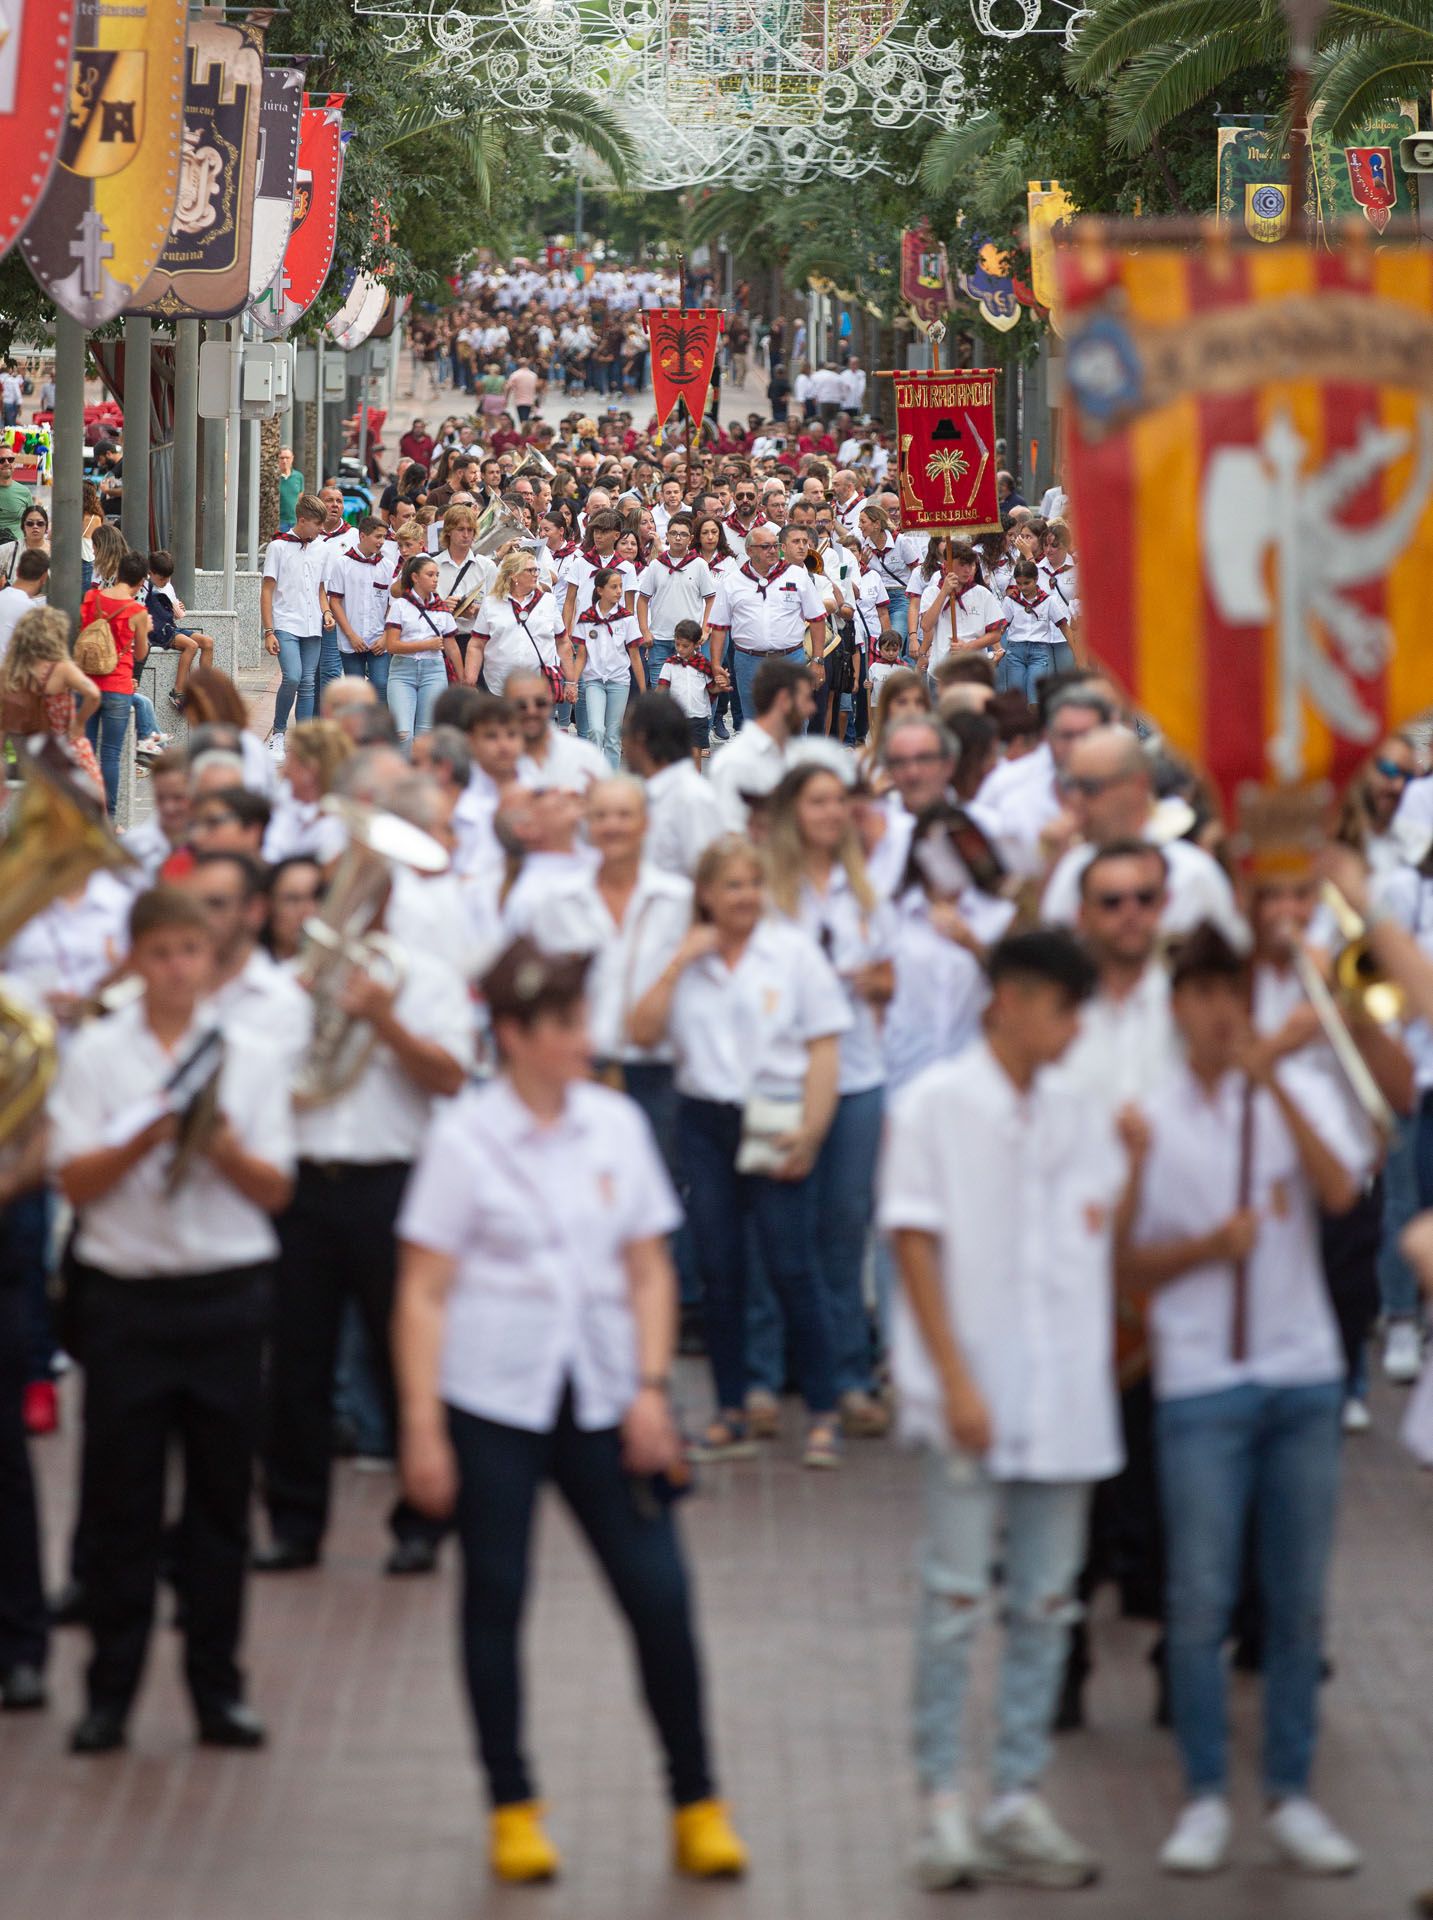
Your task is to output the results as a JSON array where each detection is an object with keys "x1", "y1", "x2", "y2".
[{"x1": 74, "y1": 606, "x2": 118, "y2": 677}]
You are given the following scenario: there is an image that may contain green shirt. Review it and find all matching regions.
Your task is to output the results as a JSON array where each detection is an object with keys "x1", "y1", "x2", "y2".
[
  {"x1": 0, "y1": 478, "x2": 33, "y2": 542},
  {"x1": 278, "y1": 469, "x2": 304, "y2": 528}
]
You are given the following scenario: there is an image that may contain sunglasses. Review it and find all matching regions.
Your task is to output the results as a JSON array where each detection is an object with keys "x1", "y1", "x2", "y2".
[
  {"x1": 514, "y1": 698, "x2": 552, "y2": 712},
  {"x1": 1090, "y1": 887, "x2": 1162, "y2": 912},
  {"x1": 1374, "y1": 757, "x2": 1412, "y2": 783}
]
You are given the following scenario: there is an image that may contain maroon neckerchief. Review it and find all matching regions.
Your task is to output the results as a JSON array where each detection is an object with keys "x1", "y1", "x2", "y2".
[
  {"x1": 740, "y1": 559, "x2": 787, "y2": 598},
  {"x1": 658, "y1": 550, "x2": 700, "y2": 572},
  {"x1": 346, "y1": 548, "x2": 384, "y2": 568},
  {"x1": 549, "y1": 540, "x2": 577, "y2": 562},
  {"x1": 726, "y1": 509, "x2": 766, "y2": 534},
  {"x1": 1010, "y1": 587, "x2": 1048, "y2": 612},
  {"x1": 664, "y1": 653, "x2": 715, "y2": 682},
  {"x1": 582, "y1": 545, "x2": 620, "y2": 569},
  {"x1": 323, "y1": 524, "x2": 351, "y2": 540},
  {"x1": 509, "y1": 589, "x2": 544, "y2": 617}
]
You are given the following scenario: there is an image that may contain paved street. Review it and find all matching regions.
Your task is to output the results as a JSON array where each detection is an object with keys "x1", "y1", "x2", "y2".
[{"x1": 2, "y1": 1370, "x2": 1431, "y2": 1919}]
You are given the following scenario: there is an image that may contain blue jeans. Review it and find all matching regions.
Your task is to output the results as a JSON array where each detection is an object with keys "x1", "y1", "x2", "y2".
[
  {"x1": 333, "y1": 1302, "x2": 392, "y2": 1457},
  {"x1": 341, "y1": 649, "x2": 390, "y2": 696},
  {"x1": 730, "y1": 643, "x2": 803, "y2": 724},
  {"x1": 646, "y1": 637, "x2": 675, "y2": 683},
  {"x1": 1157, "y1": 1379, "x2": 1342, "y2": 1797},
  {"x1": 996, "y1": 643, "x2": 1056, "y2": 700},
  {"x1": 273, "y1": 631, "x2": 321, "y2": 736},
  {"x1": 386, "y1": 651, "x2": 448, "y2": 741},
  {"x1": 746, "y1": 1086, "x2": 883, "y2": 1398},
  {"x1": 623, "y1": 1063, "x2": 698, "y2": 1308},
  {"x1": 582, "y1": 677, "x2": 629, "y2": 767},
  {"x1": 913, "y1": 1452, "x2": 1089, "y2": 1795},
  {"x1": 677, "y1": 1097, "x2": 835, "y2": 1416},
  {"x1": 319, "y1": 624, "x2": 343, "y2": 690},
  {"x1": 1380, "y1": 1114, "x2": 1421, "y2": 1320},
  {"x1": 85, "y1": 689, "x2": 134, "y2": 815}
]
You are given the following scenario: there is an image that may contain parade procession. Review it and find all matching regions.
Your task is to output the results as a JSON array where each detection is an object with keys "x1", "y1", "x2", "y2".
[{"x1": 7, "y1": 0, "x2": 1433, "y2": 1914}]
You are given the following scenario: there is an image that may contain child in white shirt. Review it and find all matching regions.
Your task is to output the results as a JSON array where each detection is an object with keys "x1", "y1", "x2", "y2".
[
  {"x1": 574, "y1": 566, "x2": 645, "y2": 768},
  {"x1": 656, "y1": 619, "x2": 715, "y2": 758},
  {"x1": 997, "y1": 558, "x2": 1073, "y2": 701}
]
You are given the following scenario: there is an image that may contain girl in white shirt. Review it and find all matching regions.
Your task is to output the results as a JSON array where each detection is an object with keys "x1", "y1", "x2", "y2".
[
  {"x1": 381, "y1": 554, "x2": 460, "y2": 745},
  {"x1": 915, "y1": 540, "x2": 1004, "y2": 685},
  {"x1": 393, "y1": 941, "x2": 747, "y2": 1885},
  {"x1": 996, "y1": 558, "x2": 1072, "y2": 702},
  {"x1": 574, "y1": 566, "x2": 645, "y2": 769},
  {"x1": 628, "y1": 838, "x2": 850, "y2": 1468}
]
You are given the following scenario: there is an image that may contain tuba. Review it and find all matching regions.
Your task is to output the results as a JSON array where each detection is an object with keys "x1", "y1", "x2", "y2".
[
  {"x1": 0, "y1": 737, "x2": 135, "y2": 1146},
  {"x1": 474, "y1": 494, "x2": 531, "y2": 558},
  {"x1": 291, "y1": 797, "x2": 449, "y2": 1110}
]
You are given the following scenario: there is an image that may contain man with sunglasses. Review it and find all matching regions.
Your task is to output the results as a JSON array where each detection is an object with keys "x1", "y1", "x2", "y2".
[
  {"x1": 1350, "y1": 733, "x2": 1424, "y2": 874},
  {"x1": 1040, "y1": 728, "x2": 1244, "y2": 945},
  {"x1": 723, "y1": 479, "x2": 767, "y2": 542},
  {"x1": 0, "y1": 450, "x2": 33, "y2": 544},
  {"x1": 506, "y1": 668, "x2": 605, "y2": 795}
]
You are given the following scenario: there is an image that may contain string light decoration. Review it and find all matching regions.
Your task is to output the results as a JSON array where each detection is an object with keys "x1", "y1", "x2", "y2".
[{"x1": 968, "y1": 0, "x2": 1091, "y2": 51}]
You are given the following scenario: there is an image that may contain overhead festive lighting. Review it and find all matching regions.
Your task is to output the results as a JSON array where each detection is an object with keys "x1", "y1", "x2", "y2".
[{"x1": 968, "y1": 0, "x2": 1091, "y2": 51}]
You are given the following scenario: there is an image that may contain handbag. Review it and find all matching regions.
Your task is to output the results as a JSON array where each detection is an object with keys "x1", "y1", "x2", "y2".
[
  {"x1": 417, "y1": 601, "x2": 459, "y2": 685},
  {"x1": 514, "y1": 605, "x2": 565, "y2": 705}
]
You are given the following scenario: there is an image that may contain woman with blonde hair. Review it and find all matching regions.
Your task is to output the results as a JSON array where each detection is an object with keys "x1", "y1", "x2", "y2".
[
  {"x1": 263, "y1": 717, "x2": 353, "y2": 863},
  {"x1": 759, "y1": 763, "x2": 894, "y2": 1438},
  {"x1": 435, "y1": 502, "x2": 494, "y2": 676},
  {"x1": 89, "y1": 520, "x2": 127, "y2": 591},
  {"x1": 467, "y1": 549, "x2": 565, "y2": 696},
  {"x1": 0, "y1": 605, "x2": 103, "y2": 791},
  {"x1": 628, "y1": 835, "x2": 848, "y2": 1467},
  {"x1": 860, "y1": 665, "x2": 931, "y2": 784}
]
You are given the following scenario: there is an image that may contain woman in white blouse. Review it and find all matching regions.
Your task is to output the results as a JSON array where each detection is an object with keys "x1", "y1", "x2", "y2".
[
  {"x1": 914, "y1": 539, "x2": 1004, "y2": 686},
  {"x1": 628, "y1": 837, "x2": 849, "y2": 1467},
  {"x1": 394, "y1": 941, "x2": 747, "y2": 1886},
  {"x1": 467, "y1": 550, "x2": 566, "y2": 697},
  {"x1": 381, "y1": 554, "x2": 459, "y2": 746}
]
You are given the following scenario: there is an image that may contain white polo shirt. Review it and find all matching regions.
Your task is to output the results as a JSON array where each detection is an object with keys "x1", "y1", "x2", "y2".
[
  {"x1": 881, "y1": 889, "x2": 1008, "y2": 1094},
  {"x1": 1000, "y1": 586, "x2": 1069, "y2": 648},
  {"x1": 918, "y1": 577, "x2": 1004, "y2": 670},
  {"x1": 1041, "y1": 834, "x2": 1246, "y2": 947},
  {"x1": 560, "y1": 548, "x2": 638, "y2": 627},
  {"x1": 1132, "y1": 1058, "x2": 1369, "y2": 1402},
  {"x1": 1039, "y1": 556, "x2": 1079, "y2": 619},
  {"x1": 529, "y1": 864, "x2": 693, "y2": 1063},
  {"x1": 324, "y1": 545, "x2": 396, "y2": 650},
  {"x1": 878, "y1": 1039, "x2": 1126, "y2": 1479},
  {"x1": 434, "y1": 547, "x2": 497, "y2": 637},
  {"x1": 204, "y1": 948, "x2": 312, "y2": 1072},
  {"x1": 262, "y1": 531, "x2": 327, "y2": 636},
  {"x1": 383, "y1": 592, "x2": 457, "y2": 651},
  {"x1": 397, "y1": 1076, "x2": 682, "y2": 1434},
  {"x1": 49, "y1": 1001, "x2": 296, "y2": 1279},
  {"x1": 516, "y1": 729, "x2": 607, "y2": 793},
  {"x1": 657, "y1": 654, "x2": 715, "y2": 721},
  {"x1": 643, "y1": 758, "x2": 727, "y2": 878},
  {"x1": 474, "y1": 587, "x2": 560, "y2": 692},
  {"x1": 576, "y1": 605, "x2": 642, "y2": 683},
  {"x1": 636, "y1": 551, "x2": 715, "y2": 642},
  {"x1": 666, "y1": 916, "x2": 850, "y2": 1104},
  {"x1": 708, "y1": 561, "x2": 826, "y2": 658}
]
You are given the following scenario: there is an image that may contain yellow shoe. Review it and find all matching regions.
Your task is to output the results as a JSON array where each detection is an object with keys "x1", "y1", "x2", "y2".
[
  {"x1": 489, "y1": 1801, "x2": 560, "y2": 1883},
  {"x1": 672, "y1": 1799, "x2": 749, "y2": 1879}
]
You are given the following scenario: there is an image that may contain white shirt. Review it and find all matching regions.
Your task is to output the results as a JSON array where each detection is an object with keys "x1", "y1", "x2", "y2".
[
  {"x1": 878, "y1": 1041, "x2": 1126, "y2": 1478},
  {"x1": 787, "y1": 867, "x2": 893, "y2": 1095},
  {"x1": 810, "y1": 368, "x2": 843, "y2": 406},
  {"x1": 1039, "y1": 556, "x2": 1080, "y2": 619},
  {"x1": 576, "y1": 604, "x2": 641, "y2": 683},
  {"x1": 1042, "y1": 833, "x2": 1246, "y2": 948},
  {"x1": 1057, "y1": 966, "x2": 1179, "y2": 1107},
  {"x1": 918, "y1": 577, "x2": 1004, "y2": 670},
  {"x1": 832, "y1": 492, "x2": 866, "y2": 538},
  {"x1": 1133, "y1": 1059, "x2": 1368, "y2": 1402},
  {"x1": 1, "y1": 871, "x2": 131, "y2": 1012},
  {"x1": 666, "y1": 916, "x2": 850, "y2": 1103},
  {"x1": 642, "y1": 758, "x2": 726, "y2": 878},
  {"x1": 0, "y1": 585, "x2": 43, "y2": 661},
  {"x1": 262, "y1": 531, "x2": 328, "y2": 635},
  {"x1": 1000, "y1": 586, "x2": 1068, "y2": 647},
  {"x1": 323, "y1": 544, "x2": 395, "y2": 650},
  {"x1": 263, "y1": 791, "x2": 348, "y2": 866},
  {"x1": 657, "y1": 654, "x2": 714, "y2": 720},
  {"x1": 1372, "y1": 865, "x2": 1433, "y2": 1087},
  {"x1": 636, "y1": 552, "x2": 714, "y2": 642},
  {"x1": 499, "y1": 847, "x2": 601, "y2": 939},
  {"x1": 882, "y1": 889, "x2": 1004, "y2": 1093},
  {"x1": 118, "y1": 814, "x2": 178, "y2": 884},
  {"x1": 516, "y1": 728, "x2": 607, "y2": 793},
  {"x1": 204, "y1": 948, "x2": 311, "y2": 1071},
  {"x1": 708, "y1": 561, "x2": 826, "y2": 657},
  {"x1": 561, "y1": 549, "x2": 638, "y2": 625},
  {"x1": 384, "y1": 592, "x2": 456, "y2": 652},
  {"x1": 397, "y1": 1077, "x2": 681, "y2": 1434},
  {"x1": 435, "y1": 548, "x2": 496, "y2": 637},
  {"x1": 294, "y1": 948, "x2": 475, "y2": 1163},
  {"x1": 474, "y1": 587, "x2": 560, "y2": 692},
  {"x1": 839, "y1": 367, "x2": 867, "y2": 411},
  {"x1": 706, "y1": 721, "x2": 850, "y2": 831},
  {"x1": 49, "y1": 1001, "x2": 295, "y2": 1279},
  {"x1": 529, "y1": 864, "x2": 692, "y2": 1062}
]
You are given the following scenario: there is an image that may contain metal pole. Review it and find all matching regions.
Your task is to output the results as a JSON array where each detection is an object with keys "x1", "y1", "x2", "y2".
[
  {"x1": 314, "y1": 328, "x2": 325, "y2": 487},
  {"x1": 172, "y1": 318, "x2": 199, "y2": 599},
  {"x1": 201, "y1": 320, "x2": 226, "y2": 571},
  {"x1": 574, "y1": 161, "x2": 584, "y2": 251},
  {"x1": 51, "y1": 314, "x2": 86, "y2": 623},
  {"x1": 120, "y1": 315, "x2": 151, "y2": 553},
  {"x1": 245, "y1": 420, "x2": 260, "y2": 568},
  {"x1": 222, "y1": 319, "x2": 242, "y2": 609}
]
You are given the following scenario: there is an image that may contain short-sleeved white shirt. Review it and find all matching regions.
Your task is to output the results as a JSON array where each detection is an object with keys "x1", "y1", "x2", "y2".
[
  {"x1": 643, "y1": 758, "x2": 726, "y2": 877},
  {"x1": 657, "y1": 655, "x2": 715, "y2": 720},
  {"x1": 397, "y1": 1076, "x2": 682, "y2": 1432},
  {"x1": 435, "y1": 547, "x2": 497, "y2": 636},
  {"x1": 576, "y1": 605, "x2": 642, "y2": 683},
  {"x1": 1000, "y1": 586, "x2": 1068, "y2": 648},
  {"x1": 561, "y1": 549, "x2": 638, "y2": 625},
  {"x1": 878, "y1": 1040, "x2": 1126, "y2": 1478},
  {"x1": 636, "y1": 552, "x2": 715, "y2": 641},
  {"x1": 917, "y1": 577, "x2": 1004, "y2": 669},
  {"x1": 474, "y1": 587, "x2": 560, "y2": 691},
  {"x1": 383, "y1": 592, "x2": 457, "y2": 650},
  {"x1": 324, "y1": 545, "x2": 395, "y2": 649},
  {"x1": 262, "y1": 531, "x2": 327, "y2": 636},
  {"x1": 666, "y1": 916, "x2": 851, "y2": 1103},
  {"x1": 707, "y1": 561, "x2": 827, "y2": 656},
  {"x1": 786, "y1": 867, "x2": 893, "y2": 1095},
  {"x1": 528, "y1": 864, "x2": 693, "y2": 1062}
]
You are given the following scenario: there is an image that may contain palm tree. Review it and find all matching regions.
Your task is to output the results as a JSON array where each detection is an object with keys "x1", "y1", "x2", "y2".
[
  {"x1": 378, "y1": 79, "x2": 634, "y2": 208},
  {"x1": 927, "y1": 445, "x2": 970, "y2": 504}
]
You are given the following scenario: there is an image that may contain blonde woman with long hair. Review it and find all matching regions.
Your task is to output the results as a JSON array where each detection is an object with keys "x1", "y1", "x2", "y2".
[
  {"x1": 0, "y1": 605, "x2": 103, "y2": 791},
  {"x1": 466, "y1": 548, "x2": 565, "y2": 696},
  {"x1": 761, "y1": 763, "x2": 895, "y2": 1440},
  {"x1": 263, "y1": 717, "x2": 354, "y2": 863}
]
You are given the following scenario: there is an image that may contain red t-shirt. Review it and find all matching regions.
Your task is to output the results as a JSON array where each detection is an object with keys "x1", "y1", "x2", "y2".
[{"x1": 79, "y1": 587, "x2": 144, "y2": 693}]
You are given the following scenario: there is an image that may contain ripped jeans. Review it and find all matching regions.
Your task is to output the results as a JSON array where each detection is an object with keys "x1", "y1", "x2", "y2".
[{"x1": 913, "y1": 1452, "x2": 1090, "y2": 1795}]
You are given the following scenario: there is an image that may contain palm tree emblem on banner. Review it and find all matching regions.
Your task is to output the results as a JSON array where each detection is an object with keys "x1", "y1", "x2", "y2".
[{"x1": 925, "y1": 420, "x2": 969, "y2": 503}]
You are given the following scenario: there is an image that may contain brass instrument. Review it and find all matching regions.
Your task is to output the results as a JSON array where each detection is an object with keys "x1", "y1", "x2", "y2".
[
  {"x1": 514, "y1": 449, "x2": 557, "y2": 481},
  {"x1": 1321, "y1": 880, "x2": 1404, "y2": 1027},
  {"x1": 1289, "y1": 939, "x2": 1396, "y2": 1138},
  {"x1": 0, "y1": 738, "x2": 134, "y2": 1148},
  {"x1": 291, "y1": 797, "x2": 449, "y2": 1110},
  {"x1": 474, "y1": 495, "x2": 531, "y2": 558}
]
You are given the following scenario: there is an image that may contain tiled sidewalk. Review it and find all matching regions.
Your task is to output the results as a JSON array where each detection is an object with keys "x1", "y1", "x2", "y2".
[{"x1": 2, "y1": 1378, "x2": 1431, "y2": 1919}]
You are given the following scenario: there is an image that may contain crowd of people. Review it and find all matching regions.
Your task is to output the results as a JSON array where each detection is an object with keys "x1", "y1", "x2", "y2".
[{"x1": 2, "y1": 258, "x2": 1433, "y2": 1906}]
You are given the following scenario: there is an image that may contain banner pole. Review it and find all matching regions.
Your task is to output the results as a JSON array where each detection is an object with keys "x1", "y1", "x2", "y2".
[{"x1": 677, "y1": 252, "x2": 693, "y2": 506}]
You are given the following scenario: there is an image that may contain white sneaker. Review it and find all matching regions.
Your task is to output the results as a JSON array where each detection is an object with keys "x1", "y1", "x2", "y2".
[
  {"x1": 911, "y1": 1791, "x2": 980, "y2": 1890},
  {"x1": 1160, "y1": 1796, "x2": 1231, "y2": 1875},
  {"x1": 268, "y1": 731, "x2": 287, "y2": 760},
  {"x1": 1384, "y1": 1319, "x2": 1423, "y2": 1384},
  {"x1": 1266, "y1": 1797, "x2": 1361, "y2": 1875},
  {"x1": 977, "y1": 1793, "x2": 1100, "y2": 1888},
  {"x1": 1341, "y1": 1396, "x2": 1372, "y2": 1434}
]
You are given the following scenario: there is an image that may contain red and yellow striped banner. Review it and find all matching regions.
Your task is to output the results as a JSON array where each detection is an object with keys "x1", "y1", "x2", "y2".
[{"x1": 1057, "y1": 240, "x2": 1433, "y2": 809}]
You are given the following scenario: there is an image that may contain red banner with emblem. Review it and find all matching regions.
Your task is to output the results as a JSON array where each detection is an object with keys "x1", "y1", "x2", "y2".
[
  {"x1": 0, "y1": 0, "x2": 80, "y2": 264},
  {"x1": 890, "y1": 369, "x2": 1001, "y2": 536},
  {"x1": 1057, "y1": 238, "x2": 1433, "y2": 811},
  {"x1": 251, "y1": 91, "x2": 345, "y2": 335},
  {"x1": 900, "y1": 222, "x2": 953, "y2": 325},
  {"x1": 1345, "y1": 147, "x2": 1397, "y2": 233},
  {"x1": 642, "y1": 307, "x2": 723, "y2": 444}
]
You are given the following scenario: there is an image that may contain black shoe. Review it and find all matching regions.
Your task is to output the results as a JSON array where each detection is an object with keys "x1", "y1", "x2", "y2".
[
  {"x1": 49, "y1": 1579, "x2": 89, "y2": 1627},
  {"x1": 383, "y1": 1538, "x2": 438, "y2": 1577},
  {"x1": 197, "y1": 1701, "x2": 266, "y2": 1749},
  {"x1": 0, "y1": 1663, "x2": 47, "y2": 1711},
  {"x1": 250, "y1": 1539, "x2": 319, "y2": 1573},
  {"x1": 70, "y1": 1707, "x2": 127, "y2": 1754}
]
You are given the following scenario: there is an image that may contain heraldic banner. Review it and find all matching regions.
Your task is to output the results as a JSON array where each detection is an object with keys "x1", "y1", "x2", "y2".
[
  {"x1": 0, "y1": 0, "x2": 80, "y2": 263},
  {"x1": 641, "y1": 308, "x2": 723, "y2": 443},
  {"x1": 251, "y1": 91, "x2": 345, "y2": 336},
  {"x1": 1056, "y1": 241, "x2": 1433, "y2": 807},
  {"x1": 246, "y1": 66, "x2": 303, "y2": 303},
  {"x1": 132, "y1": 10, "x2": 272, "y2": 319},
  {"x1": 21, "y1": 0, "x2": 188, "y2": 325},
  {"x1": 892, "y1": 369, "x2": 1001, "y2": 536},
  {"x1": 900, "y1": 222, "x2": 952, "y2": 326}
]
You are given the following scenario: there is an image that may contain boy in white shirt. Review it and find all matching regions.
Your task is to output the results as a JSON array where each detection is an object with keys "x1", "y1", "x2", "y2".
[
  {"x1": 635, "y1": 515, "x2": 714, "y2": 680},
  {"x1": 323, "y1": 514, "x2": 395, "y2": 697},
  {"x1": 881, "y1": 929, "x2": 1127, "y2": 1892},
  {"x1": 656, "y1": 620, "x2": 715, "y2": 757}
]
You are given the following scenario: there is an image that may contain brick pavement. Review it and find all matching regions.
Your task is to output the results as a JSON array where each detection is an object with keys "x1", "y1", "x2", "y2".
[{"x1": 2, "y1": 1372, "x2": 1432, "y2": 1919}]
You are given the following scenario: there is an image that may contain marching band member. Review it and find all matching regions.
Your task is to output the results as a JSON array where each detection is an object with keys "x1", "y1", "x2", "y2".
[{"x1": 433, "y1": 505, "x2": 497, "y2": 674}]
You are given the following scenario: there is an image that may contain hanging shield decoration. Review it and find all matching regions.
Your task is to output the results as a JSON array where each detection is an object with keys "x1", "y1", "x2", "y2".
[
  {"x1": 251, "y1": 90, "x2": 344, "y2": 336},
  {"x1": 1345, "y1": 147, "x2": 1398, "y2": 234},
  {"x1": 21, "y1": 0, "x2": 188, "y2": 325},
  {"x1": 326, "y1": 197, "x2": 390, "y2": 350},
  {"x1": 245, "y1": 65, "x2": 302, "y2": 305},
  {"x1": 130, "y1": 11, "x2": 272, "y2": 319},
  {"x1": 0, "y1": 0, "x2": 80, "y2": 263}
]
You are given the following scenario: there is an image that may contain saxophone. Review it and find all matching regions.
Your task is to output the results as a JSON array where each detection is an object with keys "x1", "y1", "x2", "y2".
[
  {"x1": 291, "y1": 796, "x2": 450, "y2": 1110},
  {"x1": 0, "y1": 738, "x2": 135, "y2": 1146}
]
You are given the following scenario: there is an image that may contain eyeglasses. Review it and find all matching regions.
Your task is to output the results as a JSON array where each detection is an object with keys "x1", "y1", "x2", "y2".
[
  {"x1": 1090, "y1": 887, "x2": 1162, "y2": 912},
  {"x1": 514, "y1": 697, "x2": 552, "y2": 712},
  {"x1": 1061, "y1": 772, "x2": 1126, "y2": 797},
  {"x1": 194, "y1": 893, "x2": 242, "y2": 912},
  {"x1": 1374, "y1": 757, "x2": 1412, "y2": 783}
]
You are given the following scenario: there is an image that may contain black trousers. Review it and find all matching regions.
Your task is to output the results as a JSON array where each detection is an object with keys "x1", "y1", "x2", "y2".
[
  {"x1": 0, "y1": 1224, "x2": 46, "y2": 1672},
  {"x1": 1066, "y1": 1377, "x2": 1164, "y2": 1693},
  {"x1": 77, "y1": 1263, "x2": 269, "y2": 1715},
  {"x1": 449, "y1": 1395, "x2": 714, "y2": 1809},
  {"x1": 263, "y1": 1160, "x2": 440, "y2": 1553}
]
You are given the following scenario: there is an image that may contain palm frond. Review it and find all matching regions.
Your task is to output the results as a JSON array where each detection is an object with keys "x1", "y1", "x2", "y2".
[
  {"x1": 1325, "y1": 0, "x2": 1433, "y2": 34},
  {"x1": 1313, "y1": 34, "x2": 1433, "y2": 139},
  {"x1": 1105, "y1": 26, "x2": 1276, "y2": 149},
  {"x1": 1070, "y1": 0, "x2": 1279, "y2": 87},
  {"x1": 918, "y1": 114, "x2": 1002, "y2": 193}
]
